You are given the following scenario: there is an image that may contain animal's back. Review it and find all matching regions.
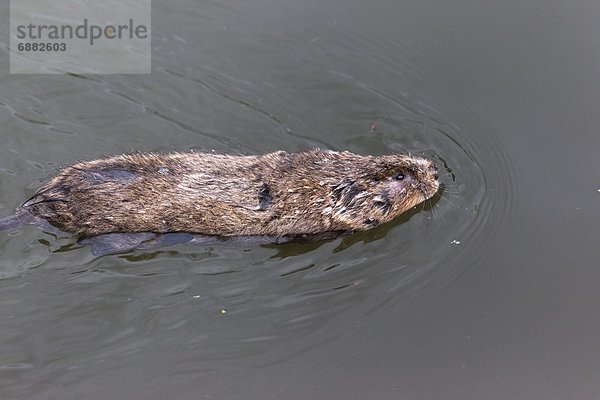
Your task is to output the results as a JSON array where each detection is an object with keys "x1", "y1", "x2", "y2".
[{"x1": 5, "y1": 149, "x2": 439, "y2": 238}]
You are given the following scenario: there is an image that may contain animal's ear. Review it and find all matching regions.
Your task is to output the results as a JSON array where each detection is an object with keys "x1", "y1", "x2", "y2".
[{"x1": 332, "y1": 178, "x2": 362, "y2": 206}]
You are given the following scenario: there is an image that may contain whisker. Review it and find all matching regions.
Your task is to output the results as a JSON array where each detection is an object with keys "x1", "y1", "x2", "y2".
[
  {"x1": 438, "y1": 192, "x2": 460, "y2": 209},
  {"x1": 436, "y1": 202, "x2": 449, "y2": 226},
  {"x1": 429, "y1": 199, "x2": 440, "y2": 226}
]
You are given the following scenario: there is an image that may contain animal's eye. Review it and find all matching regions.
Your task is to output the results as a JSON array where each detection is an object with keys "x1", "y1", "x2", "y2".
[{"x1": 395, "y1": 173, "x2": 405, "y2": 181}]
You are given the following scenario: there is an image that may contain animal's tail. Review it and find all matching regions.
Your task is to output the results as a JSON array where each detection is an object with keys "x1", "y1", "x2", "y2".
[{"x1": 0, "y1": 213, "x2": 24, "y2": 231}]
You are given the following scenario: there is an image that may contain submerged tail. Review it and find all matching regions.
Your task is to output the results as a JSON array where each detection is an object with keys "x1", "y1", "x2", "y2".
[{"x1": 0, "y1": 212, "x2": 25, "y2": 231}]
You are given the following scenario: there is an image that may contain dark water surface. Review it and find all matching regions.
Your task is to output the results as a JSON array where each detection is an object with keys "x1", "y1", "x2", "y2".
[{"x1": 1, "y1": 1, "x2": 599, "y2": 399}]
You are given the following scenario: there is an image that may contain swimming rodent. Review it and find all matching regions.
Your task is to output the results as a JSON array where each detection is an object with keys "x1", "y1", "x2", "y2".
[{"x1": 0, "y1": 149, "x2": 439, "y2": 238}]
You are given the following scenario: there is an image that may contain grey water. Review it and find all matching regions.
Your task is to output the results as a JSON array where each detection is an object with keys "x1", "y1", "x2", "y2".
[{"x1": 1, "y1": 1, "x2": 599, "y2": 399}]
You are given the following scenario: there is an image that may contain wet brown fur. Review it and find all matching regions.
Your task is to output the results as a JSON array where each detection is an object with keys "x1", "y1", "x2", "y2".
[{"x1": 21, "y1": 149, "x2": 439, "y2": 237}]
